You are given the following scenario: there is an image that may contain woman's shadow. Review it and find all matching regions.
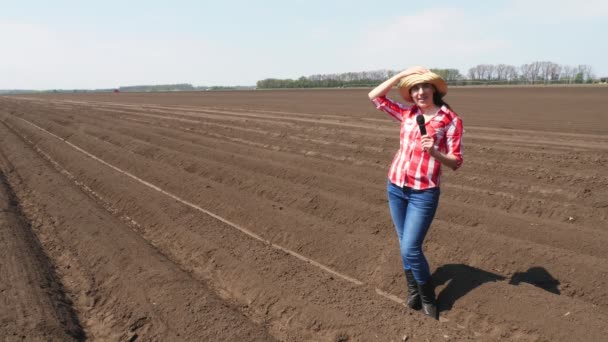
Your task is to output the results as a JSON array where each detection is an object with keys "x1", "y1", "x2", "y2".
[{"x1": 433, "y1": 264, "x2": 560, "y2": 312}]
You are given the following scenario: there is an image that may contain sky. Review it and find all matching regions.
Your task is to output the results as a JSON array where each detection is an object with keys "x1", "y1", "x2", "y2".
[{"x1": 1, "y1": 0, "x2": 607, "y2": 89}]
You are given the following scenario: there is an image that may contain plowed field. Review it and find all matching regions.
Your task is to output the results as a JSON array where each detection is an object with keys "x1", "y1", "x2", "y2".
[{"x1": 1, "y1": 87, "x2": 607, "y2": 341}]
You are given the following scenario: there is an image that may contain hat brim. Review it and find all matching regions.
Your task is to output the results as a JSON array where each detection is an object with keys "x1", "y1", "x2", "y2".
[{"x1": 397, "y1": 72, "x2": 447, "y2": 103}]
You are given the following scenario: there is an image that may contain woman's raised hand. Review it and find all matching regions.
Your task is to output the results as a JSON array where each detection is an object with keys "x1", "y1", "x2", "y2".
[
  {"x1": 368, "y1": 66, "x2": 429, "y2": 100},
  {"x1": 400, "y1": 66, "x2": 429, "y2": 77}
]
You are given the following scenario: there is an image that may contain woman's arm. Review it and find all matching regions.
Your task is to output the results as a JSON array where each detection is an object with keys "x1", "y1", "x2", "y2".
[
  {"x1": 368, "y1": 66, "x2": 429, "y2": 100},
  {"x1": 426, "y1": 145, "x2": 461, "y2": 170},
  {"x1": 420, "y1": 118, "x2": 464, "y2": 171}
]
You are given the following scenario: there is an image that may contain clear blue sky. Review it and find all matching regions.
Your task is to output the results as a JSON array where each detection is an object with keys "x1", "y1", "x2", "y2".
[{"x1": 2, "y1": 0, "x2": 606, "y2": 89}]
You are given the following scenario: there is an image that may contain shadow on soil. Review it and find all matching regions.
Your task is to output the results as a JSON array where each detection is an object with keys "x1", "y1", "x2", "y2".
[
  {"x1": 508, "y1": 266, "x2": 561, "y2": 295},
  {"x1": 433, "y1": 264, "x2": 560, "y2": 313}
]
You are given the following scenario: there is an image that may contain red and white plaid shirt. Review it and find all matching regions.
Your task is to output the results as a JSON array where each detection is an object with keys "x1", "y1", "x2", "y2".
[{"x1": 372, "y1": 96, "x2": 463, "y2": 190}]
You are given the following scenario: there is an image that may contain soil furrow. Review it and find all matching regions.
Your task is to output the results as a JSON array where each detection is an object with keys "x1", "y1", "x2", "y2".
[
  {"x1": 0, "y1": 153, "x2": 84, "y2": 341},
  {"x1": 0, "y1": 118, "x2": 277, "y2": 341}
]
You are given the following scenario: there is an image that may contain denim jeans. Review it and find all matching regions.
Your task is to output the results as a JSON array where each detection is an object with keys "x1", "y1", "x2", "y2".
[{"x1": 387, "y1": 180, "x2": 440, "y2": 284}]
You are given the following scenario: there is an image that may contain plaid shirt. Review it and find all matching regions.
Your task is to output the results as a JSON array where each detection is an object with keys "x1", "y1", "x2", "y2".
[{"x1": 372, "y1": 96, "x2": 463, "y2": 189}]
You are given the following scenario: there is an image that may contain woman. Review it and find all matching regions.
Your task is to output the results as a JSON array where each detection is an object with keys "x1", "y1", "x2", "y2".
[{"x1": 368, "y1": 66, "x2": 463, "y2": 320}]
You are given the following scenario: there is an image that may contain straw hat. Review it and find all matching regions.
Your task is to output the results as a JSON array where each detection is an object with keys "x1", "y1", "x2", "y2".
[{"x1": 397, "y1": 71, "x2": 448, "y2": 103}]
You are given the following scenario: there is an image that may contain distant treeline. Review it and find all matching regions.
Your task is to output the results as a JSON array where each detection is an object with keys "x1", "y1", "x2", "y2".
[
  {"x1": 0, "y1": 89, "x2": 42, "y2": 95},
  {"x1": 256, "y1": 61, "x2": 603, "y2": 89},
  {"x1": 118, "y1": 84, "x2": 254, "y2": 92},
  {"x1": 2, "y1": 61, "x2": 604, "y2": 94},
  {"x1": 118, "y1": 83, "x2": 196, "y2": 92},
  {"x1": 0, "y1": 84, "x2": 256, "y2": 95}
]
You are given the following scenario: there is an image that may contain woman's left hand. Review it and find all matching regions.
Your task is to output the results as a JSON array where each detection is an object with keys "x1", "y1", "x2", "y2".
[
  {"x1": 420, "y1": 135, "x2": 436, "y2": 154},
  {"x1": 421, "y1": 135, "x2": 461, "y2": 169}
]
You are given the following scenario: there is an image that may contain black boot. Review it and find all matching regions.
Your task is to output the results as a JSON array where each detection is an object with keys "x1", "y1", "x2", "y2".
[
  {"x1": 418, "y1": 279, "x2": 438, "y2": 320},
  {"x1": 404, "y1": 269, "x2": 421, "y2": 310}
]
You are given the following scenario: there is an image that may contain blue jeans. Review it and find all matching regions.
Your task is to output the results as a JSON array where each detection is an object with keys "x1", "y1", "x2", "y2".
[{"x1": 387, "y1": 180, "x2": 440, "y2": 284}]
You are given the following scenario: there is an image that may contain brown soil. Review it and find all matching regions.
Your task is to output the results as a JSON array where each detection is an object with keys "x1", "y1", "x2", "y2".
[
  {"x1": 0, "y1": 153, "x2": 83, "y2": 341},
  {"x1": 0, "y1": 87, "x2": 607, "y2": 341}
]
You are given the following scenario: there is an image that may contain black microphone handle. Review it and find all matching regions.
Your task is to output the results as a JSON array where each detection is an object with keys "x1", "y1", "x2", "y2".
[
  {"x1": 418, "y1": 124, "x2": 427, "y2": 136},
  {"x1": 416, "y1": 114, "x2": 427, "y2": 135}
]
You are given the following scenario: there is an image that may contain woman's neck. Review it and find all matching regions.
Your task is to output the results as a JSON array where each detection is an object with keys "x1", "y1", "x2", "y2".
[{"x1": 418, "y1": 105, "x2": 440, "y2": 115}]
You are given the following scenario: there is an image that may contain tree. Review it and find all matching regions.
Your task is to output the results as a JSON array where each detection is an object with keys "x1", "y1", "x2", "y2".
[
  {"x1": 577, "y1": 64, "x2": 594, "y2": 82},
  {"x1": 431, "y1": 68, "x2": 463, "y2": 82},
  {"x1": 520, "y1": 62, "x2": 542, "y2": 84},
  {"x1": 561, "y1": 66, "x2": 576, "y2": 84},
  {"x1": 504, "y1": 65, "x2": 518, "y2": 82}
]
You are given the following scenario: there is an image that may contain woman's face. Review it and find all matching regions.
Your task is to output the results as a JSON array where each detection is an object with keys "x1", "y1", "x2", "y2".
[{"x1": 409, "y1": 83, "x2": 435, "y2": 108}]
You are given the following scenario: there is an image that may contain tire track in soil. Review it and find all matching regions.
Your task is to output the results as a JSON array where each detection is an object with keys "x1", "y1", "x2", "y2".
[
  {"x1": 17, "y1": 116, "x2": 365, "y2": 287},
  {"x1": 0, "y1": 119, "x2": 278, "y2": 341},
  {"x1": 0, "y1": 153, "x2": 84, "y2": 341}
]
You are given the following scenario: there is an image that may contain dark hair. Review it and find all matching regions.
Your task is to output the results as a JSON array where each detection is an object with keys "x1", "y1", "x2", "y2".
[{"x1": 432, "y1": 86, "x2": 452, "y2": 110}]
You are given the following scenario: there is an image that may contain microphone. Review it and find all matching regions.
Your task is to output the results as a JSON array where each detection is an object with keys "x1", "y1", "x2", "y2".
[{"x1": 416, "y1": 114, "x2": 427, "y2": 135}]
